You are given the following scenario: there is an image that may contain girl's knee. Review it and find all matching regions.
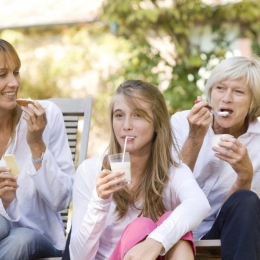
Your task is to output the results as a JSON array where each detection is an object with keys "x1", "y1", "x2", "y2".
[
  {"x1": 156, "y1": 211, "x2": 172, "y2": 226},
  {"x1": 126, "y1": 217, "x2": 156, "y2": 233}
]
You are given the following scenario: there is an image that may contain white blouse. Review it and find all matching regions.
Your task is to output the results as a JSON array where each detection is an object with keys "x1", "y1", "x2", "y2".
[
  {"x1": 70, "y1": 156, "x2": 210, "y2": 260},
  {"x1": 171, "y1": 110, "x2": 260, "y2": 240},
  {"x1": 0, "y1": 100, "x2": 75, "y2": 250}
]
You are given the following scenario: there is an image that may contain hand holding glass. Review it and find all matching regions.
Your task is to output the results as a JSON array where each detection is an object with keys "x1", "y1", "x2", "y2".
[{"x1": 108, "y1": 152, "x2": 132, "y2": 185}]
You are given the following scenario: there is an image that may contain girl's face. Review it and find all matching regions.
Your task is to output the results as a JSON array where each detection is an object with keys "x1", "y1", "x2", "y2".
[
  {"x1": 211, "y1": 78, "x2": 252, "y2": 133},
  {"x1": 0, "y1": 53, "x2": 20, "y2": 113},
  {"x1": 112, "y1": 94, "x2": 155, "y2": 156}
]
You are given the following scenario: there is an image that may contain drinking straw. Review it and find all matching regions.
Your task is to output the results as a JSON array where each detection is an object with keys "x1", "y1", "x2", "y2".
[{"x1": 122, "y1": 136, "x2": 128, "y2": 162}]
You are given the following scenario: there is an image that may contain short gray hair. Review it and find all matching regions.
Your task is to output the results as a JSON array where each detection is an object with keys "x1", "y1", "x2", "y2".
[{"x1": 205, "y1": 55, "x2": 260, "y2": 121}]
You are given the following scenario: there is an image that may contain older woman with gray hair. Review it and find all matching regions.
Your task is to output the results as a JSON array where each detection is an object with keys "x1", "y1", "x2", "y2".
[{"x1": 171, "y1": 55, "x2": 260, "y2": 260}]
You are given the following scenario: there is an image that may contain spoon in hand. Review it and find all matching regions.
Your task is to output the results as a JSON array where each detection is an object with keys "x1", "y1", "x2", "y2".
[{"x1": 194, "y1": 100, "x2": 229, "y2": 117}]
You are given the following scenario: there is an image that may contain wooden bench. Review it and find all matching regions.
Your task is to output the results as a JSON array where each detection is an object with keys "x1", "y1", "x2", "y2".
[
  {"x1": 36, "y1": 97, "x2": 92, "y2": 260},
  {"x1": 49, "y1": 97, "x2": 92, "y2": 235},
  {"x1": 195, "y1": 239, "x2": 221, "y2": 260}
]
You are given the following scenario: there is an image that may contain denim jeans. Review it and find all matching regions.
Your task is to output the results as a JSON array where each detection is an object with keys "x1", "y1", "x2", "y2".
[
  {"x1": 0, "y1": 215, "x2": 62, "y2": 260},
  {"x1": 202, "y1": 190, "x2": 260, "y2": 260}
]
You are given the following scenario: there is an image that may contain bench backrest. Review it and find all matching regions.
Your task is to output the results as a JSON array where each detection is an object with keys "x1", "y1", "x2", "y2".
[{"x1": 49, "y1": 97, "x2": 93, "y2": 234}]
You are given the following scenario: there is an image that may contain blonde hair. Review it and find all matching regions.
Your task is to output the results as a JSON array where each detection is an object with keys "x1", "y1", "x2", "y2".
[
  {"x1": 0, "y1": 39, "x2": 22, "y2": 144},
  {"x1": 205, "y1": 55, "x2": 260, "y2": 122},
  {"x1": 103, "y1": 80, "x2": 180, "y2": 221}
]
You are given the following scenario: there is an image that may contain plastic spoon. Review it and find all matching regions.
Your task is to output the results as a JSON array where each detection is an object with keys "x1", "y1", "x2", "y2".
[{"x1": 194, "y1": 100, "x2": 229, "y2": 117}]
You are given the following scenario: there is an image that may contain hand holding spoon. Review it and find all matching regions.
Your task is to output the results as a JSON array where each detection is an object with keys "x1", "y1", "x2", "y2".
[{"x1": 194, "y1": 100, "x2": 229, "y2": 117}]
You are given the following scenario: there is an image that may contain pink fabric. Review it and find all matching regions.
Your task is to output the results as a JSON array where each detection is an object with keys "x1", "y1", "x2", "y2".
[{"x1": 109, "y1": 211, "x2": 195, "y2": 260}]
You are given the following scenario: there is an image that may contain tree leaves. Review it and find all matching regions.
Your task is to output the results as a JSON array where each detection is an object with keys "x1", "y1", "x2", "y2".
[{"x1": 101, "y1": 0, "x2": 260, "y2": 113}]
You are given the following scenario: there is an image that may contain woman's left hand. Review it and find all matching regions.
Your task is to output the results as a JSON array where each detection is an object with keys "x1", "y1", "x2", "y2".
[
  {"x1": 21, "y1": 101, "x2": 47, "y2": 149},
  {"x1": 213, "y1": 136, "x2": 253, "y2": 188},
  {"x1": 123, "y1": 238, "x2": 163, "y2": 260}
]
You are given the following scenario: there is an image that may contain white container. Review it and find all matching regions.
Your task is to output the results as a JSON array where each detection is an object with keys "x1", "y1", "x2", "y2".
[{"x1": 212, "y1": 134, "x2": 234, "y2": 148}]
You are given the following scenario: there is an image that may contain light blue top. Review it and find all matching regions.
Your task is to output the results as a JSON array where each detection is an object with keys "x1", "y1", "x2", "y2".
[{"x1": 0, "y1": 100, "x2": 75, "y2": 250}]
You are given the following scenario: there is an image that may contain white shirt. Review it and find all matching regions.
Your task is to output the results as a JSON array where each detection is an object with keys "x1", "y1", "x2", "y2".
[
  {"x1": 0, "y1": 100, "x2": 75, "y2": 250},
  {"x1": 171, "y1": 110, "x2": 260, "y2": 240},
  {"x1": 70, "y1": 156, "x2": 210, "y2": 260}
]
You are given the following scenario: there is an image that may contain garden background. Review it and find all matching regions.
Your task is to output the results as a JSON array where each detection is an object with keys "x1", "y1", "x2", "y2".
[{"x1": 1, "y1": 0, "x2": 260, "y2": 158}]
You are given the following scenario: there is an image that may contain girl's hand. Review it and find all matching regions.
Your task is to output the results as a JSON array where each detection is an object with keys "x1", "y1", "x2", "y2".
[
  {"x1": 0, "y1": 167, "x2": 19, "y2": 208},
  {"x1": 96, "y1": 169, "x2": 126, "y2": 199},
  {"x1": 21, "y1": 101, "x2": 47, "y2": 150},
  {"x1": 187, "y1": 96, "x2": 213, "y2": 140},
  {"x1": 123, "y1": 238, "x2": 162, "y2": 260},
  {"x1": 213, "y1": 136, "x2": 253, "y2": 188}
]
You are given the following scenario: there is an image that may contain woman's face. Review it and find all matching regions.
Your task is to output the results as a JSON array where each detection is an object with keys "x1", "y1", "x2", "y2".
[
  {"x1": 112, "y1": 94, "x2": 155, "y2": 156},
  {"x1": 0, "y1": 53, "x2": 20, "y2": 113},
  {"x1": 211, "y1": 78, "x2": 252, "y2": 133}
]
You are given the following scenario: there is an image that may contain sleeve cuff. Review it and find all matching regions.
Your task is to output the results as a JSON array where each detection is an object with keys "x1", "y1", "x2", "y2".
[
  {"x1": 89, "y1": 188, "x2": 112, "y2": 211},
  {"x1": 0, "y1": 198, "x2": 20, "y2": 221},
  {"x1": 148, "y1": 233, "x2": 167, "y2": 255}
]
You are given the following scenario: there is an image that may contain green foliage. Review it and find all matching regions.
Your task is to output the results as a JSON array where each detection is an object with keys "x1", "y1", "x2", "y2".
[
  {"x1": 1, "y1": 1, "x2": 260, "y2": 157},
  {"x1": 1, "y1": 22, "x2": 149, "y2": 156},
  {"x1": 0, "y1": 26, "x2": 97, "y2": 99},
  {"x1": 101, "y1": 0, "x2": 260, "y2": 113}
]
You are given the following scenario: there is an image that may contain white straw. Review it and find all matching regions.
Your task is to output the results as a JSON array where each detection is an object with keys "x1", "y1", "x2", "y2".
[{"x1": 122, "y1": 136, "x2": 128, "y2": 162}]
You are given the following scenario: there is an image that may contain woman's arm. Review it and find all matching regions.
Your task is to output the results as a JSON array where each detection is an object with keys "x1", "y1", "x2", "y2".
[
  {"x1": 70, "y1": 157, "x2": 128, "y2": 260},
  {"x1": 27, "y1": 101, "x2": 75, "y2": 211},
  {"x1": 69, "y1": 159, "x2": 112, "y2": 260},
  {"x1": 148, "y1": 164, "x2": 210, "y2": 255},
  {"x1": 171, "y1": 99, "x2": 212, "y2": 171}
]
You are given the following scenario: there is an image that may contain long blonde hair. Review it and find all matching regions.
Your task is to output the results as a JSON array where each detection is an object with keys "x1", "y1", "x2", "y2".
[
  {"x1": 103, "y1": 80, "x2": 180, "y2": 221},
  {"x1": 0, "y1": 39, "x2": 22, "y2": 144}
]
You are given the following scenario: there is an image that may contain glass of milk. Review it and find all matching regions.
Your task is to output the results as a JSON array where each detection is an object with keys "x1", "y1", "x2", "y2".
[{"x1": 108, "y1": 152, "x2": 132, "y2": 184}]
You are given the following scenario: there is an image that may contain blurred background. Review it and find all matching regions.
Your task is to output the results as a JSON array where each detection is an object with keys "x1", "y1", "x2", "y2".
[{"x1": 1, "y1": 0, "x2": 260, "y2": 158}]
